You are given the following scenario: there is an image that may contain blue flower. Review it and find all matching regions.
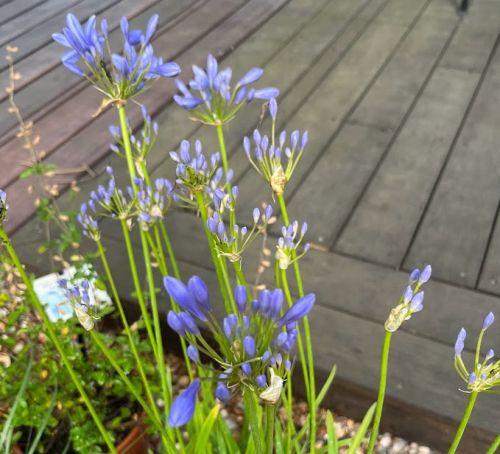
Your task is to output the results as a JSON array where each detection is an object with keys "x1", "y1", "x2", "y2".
[
  {"x1": 278, "y1": 293, "x2": 315, "y2": 327},
  {"x1": 384, "y1": 266, "x2": 431, "y2": 332},
  {"x1": 244, "y1": 101, "x2": 309, "y2": 195},
  {"x1": 169, "y1": 140, "x2": 220, "y2": 193},
  {"x1": 215, "y1": 382, "x2": 230, "y2": 402},
  {"x1": 234, "y1": 285, "x2": 247, "y2": 312},
  {"x1": 243, "y1": 336, "x2": 256, "y2": 357},
  {"x1": 187, "y1": 276, "x2": 211, "y2": 312},
  {"x1": 168, "y1": 379, "x2": 200, "y2": 427},
  {"x1": 54, "y1": 14, "x2": 180, "y2": 100},
  {"x1": 454, "y1": 328, "x2": 466, "y2": 355},
  {"x1": 207, "y1": 203, "x2": 273, "y2": 263},
  {"x1": 256, "y1": 375, "x2": 267, "y2": 388},
  {"x1": 174, "y1": 54, "x2": 279, "y2": 125},
  {"x1": 483, "y1": 312, "x2": 494, "y2": 330},
  {"x1": 164, "y1": 276, "x2": 209, "y2": 321},
  {"x1": 187, "y1": 345, "x2": 199, "y2": 363},
  {"x1": 275, "y1": 221, "x2": 310, "y2": 270}
]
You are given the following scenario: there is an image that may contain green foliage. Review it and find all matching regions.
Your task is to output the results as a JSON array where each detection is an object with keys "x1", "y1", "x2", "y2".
[{"x1": 0, "y1": 310, "x2": 157, "y2": 453}]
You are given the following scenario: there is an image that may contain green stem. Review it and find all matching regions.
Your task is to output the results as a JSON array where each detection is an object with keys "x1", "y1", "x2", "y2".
[
  {"x1": 281, "y1": 269, "x2": 310, "y2": 401},
  {"x1": 96, "y1": 240, "x2": 160, "y2": 421},
  {"x1": 117, "y1": 104, "x2": 170, "y2": 421},
  {"x1": 117, "y1": 105, "x2": 137, "y2": 182},
  {"x1": 195, "y1": 191, "x2": 236, "y2": 313},
  {"x1": 233, "y1": 261, "x2": 248, "y2": 286},
  {"x1": 160, "y1": 223, "x2": 181, "y2": 279},
  {"x1": 0, "y1": 228, "x2": 116, "y2": 453},
  {"x1": 216, "y1": 123, "x2": 229, "y2": 176},
  {"x1": 486, "y1": 435, "x2": 500, "y2": 454},
  {"x1": 448, "y1": 391, "x2": 478, "y2": 454},
  {"x1": 277, "y1": 193, "x2": 316, "y2": 452},
  {"x1": 265, "y1": 404, "x2": 276, "y2": 454},
  {"x1": 141, "y1": 233, "x2": 171, "y2": 415},
  {"x1": 120, "y1": 220, "x2": 157, "y2": 358},
  {"x1": 147, "y1": 230, "x2": 194, "y2": 381},
  {"x1": 243, "y1": 389, "x2": 263, "y2": 454},
  {"x1": 367, "y1": 331, "x2": 392, "y2": 454},
  {"x1": 89, "y1": 331, "x2": 172, "y2": 446}
]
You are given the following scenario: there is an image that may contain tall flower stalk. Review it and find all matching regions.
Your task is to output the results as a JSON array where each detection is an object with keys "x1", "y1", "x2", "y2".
[
  {"x1": 367, "y1": 266, "x2": 431, "y2": 453},
  {"x1": 449, "y1": 311, "x2": 498, "y2": 453}
]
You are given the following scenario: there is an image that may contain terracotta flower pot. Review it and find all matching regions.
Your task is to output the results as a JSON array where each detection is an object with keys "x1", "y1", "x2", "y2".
[
  {"x1": 13, "y1": 418, "x2": 149, "y2": 454},
  {"x1": 116, "y1": 419, "x2": 150, "y2": 454}
]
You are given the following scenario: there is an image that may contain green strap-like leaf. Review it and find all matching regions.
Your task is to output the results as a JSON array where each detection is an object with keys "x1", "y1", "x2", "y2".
[
  {"x1": 347, "y1": 403, "x2": 376, "y2": 454},
  {"x1": 326, "y1": 411, "x2": 339, "y2": 454}
]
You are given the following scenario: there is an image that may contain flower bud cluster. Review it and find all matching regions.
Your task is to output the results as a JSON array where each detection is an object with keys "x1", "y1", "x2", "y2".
[
  {"x1": 243, "y1": 99, "x2": 308, "y2": 195},
  {"x1": 454, "y1": 312, "x2": 499, "y2": 393},
  {"x1": 169, "y1": 140, "x2": 221, "y2": 195},
  {"x1": 174, "y1": 54, "x2": 279, "y2": 125},
  {"x1": 58, "y1": 278, "x2": 101, "y2": 330},
  {"x1": 384, "y1": 265, "x2": 431, "y2": 332},
  {"x1": 135, "y1": 177, "x2": 174, "y2": 230},
  {"x1": 85, "y1": 167, "x2": 135, "y2": 221},
  {"x1": 164, "y1": 275, "x2": 315, "y2": 409},
  {"x1": 275, "y1": 221, "x2": 310, "y2": 270},
  {"x1": 207, "y1": 204, "x2": 274, "y2": 262},
  {"x1": 109, "y1": 106, "x2": 159, "y2": 166}
]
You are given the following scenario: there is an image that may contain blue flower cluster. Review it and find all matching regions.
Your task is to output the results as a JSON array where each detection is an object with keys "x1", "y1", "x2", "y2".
[
  {"x1": 244, "y1": 100, "x2": 308, "y2": 195},
  {"x1": 135, "y1": 177, "x2": 174, "y2": 230},
  {"x1": 275, "y1": 220, "x2": 310, "y2": 271},
  {"x1": 58, "y1": 278, "x2": 100, "y2": 331},
  {"x1": 384, "y1": 265, "x2": 431, "y2": 332},
  {"x1": 207, "y1": 204, "x2": 274, "y2": 263},
  {"x1": 454, "y1": 312, "x2": 499, "y2": 392},
  {"x1": 109, "y1": 106, "x2": 159, "y2": 162},
  {"x1": 169, "y1": 139, "x2": 221, "y2": 194},
  {"x1": 174, "y1": 54, "x2": 279, "y2": 125},
  {"x1": 53, "y1": 14, "x2": 180, "y2": 100},
  {"x1": 164, "y1": 275, "x2": 315, "y2": 416}
]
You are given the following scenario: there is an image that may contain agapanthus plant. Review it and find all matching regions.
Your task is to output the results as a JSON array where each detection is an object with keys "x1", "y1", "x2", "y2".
[
  {"x1": 164, "y1": 275, "x2": 315, "y2": 413},
  {"x1": 52, "y1": 14, "x2": 180, "y2": 102},
  {"x1": 173, "y1": 54, "x2": 279, "y2": 126},
  {"x1": 367, "y1": 265, "x2": 432, "y2": 453},
  {"x1": 449, "y1": 312, "x2": 498, "y2": 453}
]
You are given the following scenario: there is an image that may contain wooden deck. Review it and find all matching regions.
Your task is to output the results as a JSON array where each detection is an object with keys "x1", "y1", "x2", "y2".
[{"x1": 4, "y1": 0, "x2": 500, "y2": 450}]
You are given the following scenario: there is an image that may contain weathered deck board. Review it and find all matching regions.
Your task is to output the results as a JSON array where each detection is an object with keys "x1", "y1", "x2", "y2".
[
  {"x1": 404, "y1": 35, "x2": 500, "y2": 288},
  {"x1": 0, "y1": 0, "x2": 194, "y2": 139},
  {"x1": 0, "y1": 0, "x2": 46, "y2": 27},
  {"x1": 336, "y1": 67, "x2": 480, "y2": 266},
  {"x1": 0, "y1": 0, "x2": 121, "y2": 70},
  {"x1": 235, "y1": 0, "x2": 431, "y2": 224},
  {"x1": 287, "y1": 3, "x2": 461, "y2": 247},
  {"x1": 149, "y1": 0, "x2": 378, "y2": 184},
  {"x1": 0, "y1": 0, "x2": 82, "y2": 47}
]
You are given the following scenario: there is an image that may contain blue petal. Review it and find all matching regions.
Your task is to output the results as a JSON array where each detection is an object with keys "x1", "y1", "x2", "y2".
[{"x1": 168, "y1": 379, "x2": 200, "y2": 427}]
